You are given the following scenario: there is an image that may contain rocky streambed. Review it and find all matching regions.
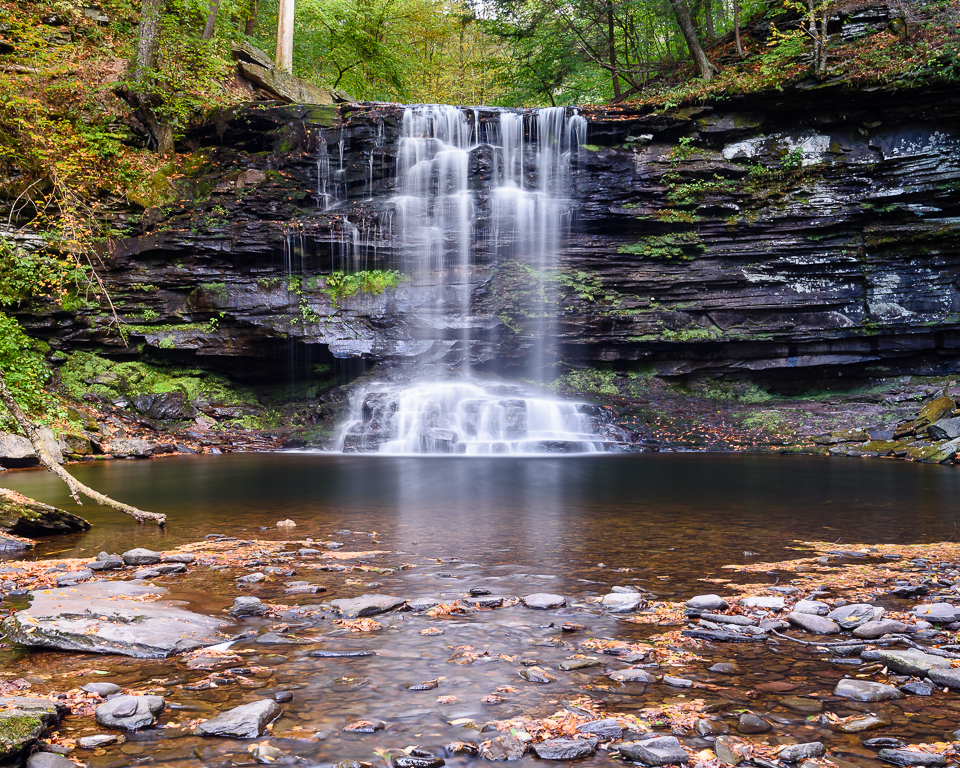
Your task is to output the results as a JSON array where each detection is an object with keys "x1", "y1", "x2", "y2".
[{"x1": 0, "y1": 526, "x2": 959, "y2": 768}]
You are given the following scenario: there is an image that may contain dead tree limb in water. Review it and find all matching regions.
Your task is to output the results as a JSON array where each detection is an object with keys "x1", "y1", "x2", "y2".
[{"x1": 0, "y1": 374, "x2": 166, "y2": 526}]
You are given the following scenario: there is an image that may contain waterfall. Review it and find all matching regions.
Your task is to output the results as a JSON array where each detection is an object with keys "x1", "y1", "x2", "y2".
[{"x1": 336, "y1": 104, "x2": 606, "y2": 455}]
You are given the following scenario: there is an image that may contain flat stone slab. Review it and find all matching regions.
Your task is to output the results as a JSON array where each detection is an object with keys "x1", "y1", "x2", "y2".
[
  {"x1": 195, "y1": 699, "x2": 281, "y2": 738},
  {"x1": 329, "y1": 594, "x2": 406, "y2": 618},
  {"x1": 928, "y1": 667, "x2": 960, "y2": 689},
  {"x1": 911, "y1": 603, "x2": 960, "y2": 623},
  {"x1": 531, "y1": 739, "x2": 597, "y2": 760},
  {"x1": 0, "y1": 697, "x2": 66, "y2": 758},
  {"x1": 739, "y1": 596, "x2": 784, "y2": 610},
  {"x1": 522, "y1": 593, "x2": 566, "y2": 609},
  {"x1": 877, "y1": 649, "x2": 951, "y2": 676},
  {"x1": 1, "y1": 582, "x2": 233, "y2": 658},
  {"x1": 835, "y1": 679, "x2": 901, "y2": 702}
]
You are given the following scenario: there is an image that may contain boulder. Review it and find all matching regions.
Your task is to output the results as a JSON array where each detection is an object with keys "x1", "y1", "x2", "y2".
[
  {"x1": 928, "y1": 667, "x2": 960, "y2": 689},
  {"x1": 853, "y1": 620, "x2": 909, "y2": 639},
  {"x1": 685, "y1": 595, "x2": 729, "y2": 611},
  {"x1": 0, "y1": 429, "x2": 62, "y2": 468},
  {"x1": 122, "y1": 548, "x2": 162, "y2": 566},
  {"x1": 522, "y1": 593, "x2": 566, "y2": 609},
  {"x1": 618, "y1": 737, "x2": 689, "y2": 766},
  {"x1": 2, "y1": 581, "x2": 233, "y2": 658},
  {"x1": 835, "y1": 679, "x2": 901, "y2": 702},
  {"x1": 912, "y1": 603, "x2": 960, "y2": 623},
  {"x1": 531, "y1": 739, "x2": 597, "y2": 760},
  {"x1": 793, "y1": 600, "x2": 829, "y2": 615},
  {"x1": 95, "y1": 695, "x2": 165, "y2": 731},
  {"x1": 232, "y1": 43, "x2": 348, "y2": 104},
  {"x1": 330, "y1": 594, "x2": 406, "y2": 618},
  {"x1": 26, "y1": 753, "x2": 75, "y2": 768},
  {"x1": 787, "y1": 612, "x2": 840, "y2": 634},
  {"x1": 928, "y1": 417, "x2": 960, "y2": 440},
  {"x1": 108, "y1": 438, "x2": 160, "y2": 458},
  {"x1": 231, "y1": 596, "x2": 268, "y2": 617},
  {"x1": 827, "y1": 603, "x2": 882, "y2": 629},
  {"x1": 577, "y1": 719, "x2": 622, "y2": 740},
  {"x1": 195, "y1": 699, "x2": 281, "y2": 738},
  {"x1": 877, "y1": 649, "x2": 951, "y2": 676},
  {"x1": 0, "y1": 489, "x2": 89, "y2": 537},
  {"x1": 876, "y1": 750, "x2": 946, "y2": 767},
  {"x1": 0, "y1": 697, "x2": 66, "y2": 758}
]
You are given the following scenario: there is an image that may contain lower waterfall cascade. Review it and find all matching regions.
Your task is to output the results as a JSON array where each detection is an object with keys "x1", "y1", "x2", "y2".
[{"x1": 334, "y1": 103, "x2": 611, "y2": 454}]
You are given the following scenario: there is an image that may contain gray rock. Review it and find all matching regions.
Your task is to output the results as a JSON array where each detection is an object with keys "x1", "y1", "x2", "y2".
[
  {"x1": 161, "y1": 553, "x2": 196, "y2": 564},
  {"x1": 876, "y1": 750, "x2": 946, "y2": 767},
  {"x1": 0, "y1": 488, "x2": 88, "y2": 538},
  {"x1": 482, "y1": 733, "x2": 526, "y2": 761},
  {"x1": 231, "y1": 596, "x2": 268, "y2": 617},
  {"x1": 877, "y1": 649, "x2": 951, "y2": 676},
  {"x1": 0, "y1": 696, "x2": 66, "y2": 758},
  {"x1": 464, "y1": 595, "x2": 504, "y2": 608},
  {"x1": 739, "y1": 596, "x2": 784, "y2": 610},
  {"x1": 330, "y1": 594, "x2": 406, "y2": 618},
  {"x1": 518, "y1": 666, "x2": 556, "y2": 683},
  {"x1": 0, "y1": 429, "x2": 63, "y2": 468},
  {"x1": 531, "y1": 739, "x2": 597, "y2": 760},
  {"x1": 900, "y1": 681, "x2": 934, "y2": 696},
  {"x1": 78, "y1": 735, "x2": 119, "y2": 748},
  {"x1": 618, "y1": 736, "x2": 689, "y2": 765},
  {"x1": 681, "y1": 629, "x2": 766, "y2": 643},
  {"x1": 714, "y1": 736, "x2": 747, "y2": 765},
  {"x1": 912, "y1": 603, "x2": 960, "y2": 623},
  {"x1": 195, "y1": 699, "x2": 281, "y2": 738},
  {"x1": 793, "y1": 600, "x2": 830, "y2": 616},
  {"x1": 109, "y1": 438, "x2": 159, "y2": 458},
  {"x1": 56, "y1": 569, "x2": 93, "y2": 587},
  {"x1": 708, "y1": 663, "x2": 741, "y2": 675},
  {"x1": 928, "y1": 667, "x2": 960, "y2": 689},
  {"x1": 557, "y1": 657, "x2": 598, "y2": 671},
  {"x1": 736, "y1": 714, "x2": 770, "y2": 734},
  {"x1": 237, "y1": 572, "x2": 265, "y2": 584},
  {"x1": 610, "y1": 668, "x2": 656, "y2": 683},
  {"x1": 853, "y1": 620, "x2": 909, "y2": 639},
  {"x1": 835, "y1": 679, "x2": 902, "y2": 702},
  {"x1": 81, "y1": 682, "x2": 121, "y2": 697},
  {"x1": 121, "y1": 548, "x2": 162, "y2": 566},
  {"x1": 685, "y1": 595, "x2": 729, "y2": 611},
  {"x1": 788, "y1": 612, "x2": 840, "y2": 634},
  {"x1": 26, "y1": 754, "x2": 75, "y2": 768},
  {"x1": 778, "y1": 743, "x2": 826, "y2": 762},
  {"x1": 1, "y1": 581, "x2": 232, "y2": 658},
  {"x1": 522, "y1": 593, "x2": 566, "y2": 609},
  {"x1": 406, "y1": 598, "x2": 439, "y2": 612},
  {"x1": 929, "y1": 417, "x2": 960, "y2": 440},
  {"x1": 601, "y1": 593, "x2": 644, "y2": 612},
  {"x1": 95, "y1": 694, "x2": 165, "y2": 731},
  {"x1": 577, "y1": 719, "x2": 622, "y2": 740},
  {"x1": 699, "y1": 613, "x2": 756, "y2": 626},
  {"x1": 837, "y1": 715, "x2": 891, "y2": 733},
  {"x1": 828, "y1": 604, "x2": 883, "y2": 629}
]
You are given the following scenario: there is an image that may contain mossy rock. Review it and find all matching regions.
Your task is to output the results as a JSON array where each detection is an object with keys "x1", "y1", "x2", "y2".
[
  {"x1": 918, "y1": 396, "x2": 954, "y2": 425},
  {"x1": 0, "y1": 489, "x2": 90, "y2": 536},
  {"x1": 0, "y1": 697, "x2": 65, "y2": 758}
]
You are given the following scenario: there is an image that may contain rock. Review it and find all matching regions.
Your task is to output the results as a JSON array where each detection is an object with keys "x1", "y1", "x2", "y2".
[
  {"x1": 780, "y1": 697, "x2": 822, "y2": 714},
  {"x1": 788, "y1": 612, "x2": 840, "y2": 634},
  {"x1": 109, "y1": 438, "x2": 159, "y2": 458},
  {"x1": 877, "y1": 649, "x2": 951, "y2": 676},
  {"x1": 393, "y1": 755, "x2": 445, "y2": 768},
  {"x1": 919, "y1": 396, "x2": 955, "y2": 424},
  {"x1": 778, "y1": 743, "x2": 826, "y2": 762},
  {"x1": 531, "y1": 739, "x2": 597, "y2": 760},
  {"x1": 835, "y1": 679, "x2": 902, "y2": 702},
  {"x1": 95, "y1": 695, "x2": 165, "y2": 731},
  {"x1": 577, "y1": 719, "x2": 622, "y2": 740},
  {"x1": 447, "y1": 743, "x2": 480, "y2": 756},
  {"x1": 522, "y1": 593, "x2": 566, "y2": 609},
  {"x1": 714, "y1": 736, "x2": 748, "y2": 765},
  {"x1": 557, "y1": 657, "x2": 598, "y2": 671},
  {"x1": 232, "y1": 43, "x2": 347, "y2": 104},
  {"x1": 695, "y1": 719, "x2": 726, "y2": 737},
  {"x1": 600, "y1": 593, "x2": 643, "y2": 612},
  {"x1": 928, "y1": 417, "x2": 960, "y2": 440},
  {"x1": 736, "y1": 714, "x2": 770, "y2": 734},
  {"x1": 330, "y1": 594, "x2": 406, "y2": 618},
  {"x1": 618, "y1": 736, "x2": 689, "y2": 765},
  {"x1": 876, "y1": 749, "x2": 946, "y2": 767},
  {"x1": 0, "y1": 430, "x2": 62, "y2": 468},
  {"x1": 274, "y1": 691, "x2": 294, "y2": 703},
  {"x1": 122, "y1": 548, "x2": 162, "y2": 566},
  {"x1": 406, "y1": 598, "x2": 440, "y2": 612},
  {"x1": 685, "y1": 595, "x2": 729, "y2": 611},
  {"x1": 853, "y1": 620, "x2": 909, "y2": 639},
  {"x1": 342, "y1": 720, "x2": 385, "y2": 733},
  {"x1": 739, "y1": 596, "x2": 784, "y2": 610},
  {"x1": 162, "y1": 553, "x2": 196, "y2": 564},
  {"x1": 681, "y1": 630, "x2": 765, "y2": 643},
  {"x1": 251, "y1": 744, "x2": 289, "y2": 764},
  {"x1": 793, "y1": 600, "x2": 830, "y2": 615},
  {"x1": 464, "y1": 595, "x2": 504, "y2": 608},
  {"x1": 309, "y1": 649, "x2": 376, "y2": 658},
  {"x1": 231, "y1": 596, "x2": 268, "y2": 617},
  {"x1": 912, "y1": 603, "x2": 960, "y2": 623},
  {"x1": 699, "y1": 613, "x2": 756, "y2": 626},
  {"x1": 708, "y1": 663, "x2": 741, "y2": 675},
  {"x1": 900, "y1": 681, "x2": 934, "y2": 696},
  {"x1": 276, "y1": 519, "x2": 296, "y2": 527},
  {"x1": 827, "y1": 603, "x2": 883, "y2": 629},
  {"x1": 838, "y1": 716, "x2": 890, "y2": 733},
  {"x1": 2, "y1": 581, "x2": 232, "y2": 658},
  {"x1": 864, "y1": 739, "x2": 907, "y2": 750},
  {"x1": 481, "y1": 733, "x2": 526, "y2": 761},
  {"x1": 0, "y1": 490, "x2": 88, "y2": 546},
  {"x1": 81, "y1": 683, "x2": 121, "y2": 697},
  {"x1": 927, "y1": 667, "x2": 960, "y2": 689},
  {"x1": 662, "y1": 676, "x2": 692, "y2": 687},
  {"x1": 195, "y1": 700, "x2": 281, "y2": 738},
  {"x1": 518, "y1": 666, "x2": 555, "y2": 683},
  {"x1": 26, "y1": 753, "x2": 75, "y2": 768},
  {"x1": 56, "y1": 569, "x2": 93, "y2": 587},
  {"x1": 237, "y1": 572, "x2": 265, "y2": 584},
  {"x1": 79, "y1": 734, "x2": 119, "y2": 748},
  {"x1": 610, "y1": 668, "x2": 656, "y2": 683},
  {"x1": 0, "y1": 697, "x2": 66, "y2": 758}
]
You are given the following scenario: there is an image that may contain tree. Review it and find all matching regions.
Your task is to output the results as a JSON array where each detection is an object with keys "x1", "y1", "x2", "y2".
[
  {"x1": 124, "y1": 0, "x2": 174, "y2": 154},
  {"x1": 202, "y1": 0, "x2": 222, "y2": 39},
  {"x1": 276, "y1": 0, "x2": 295, "y2": 73},
  {"x1": 669, "y1": 0, "x2": 717, "y2": 80}
]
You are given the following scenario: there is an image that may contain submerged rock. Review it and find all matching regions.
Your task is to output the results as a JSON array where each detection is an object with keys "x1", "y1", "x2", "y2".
[
  {"x1": 195, "y1": 700, "x2": 281, "y2": 738},
  {"x1": 95, "y1": 695, "x2": 165, "y2": 731},
  {"x1": 482, "y1": 733, "x2": 526, "y2": 761},
  {"x1": 1, "y1": 581, "x2": 232, "y2": 658},
  {"x1": 330, "y1": 594, "x2": 406, "y2": 618}
]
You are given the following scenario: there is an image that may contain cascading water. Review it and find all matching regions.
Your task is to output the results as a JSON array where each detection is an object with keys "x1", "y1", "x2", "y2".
[{"x1": 336, "y1": 104, "x2": 616, "y2": 455}]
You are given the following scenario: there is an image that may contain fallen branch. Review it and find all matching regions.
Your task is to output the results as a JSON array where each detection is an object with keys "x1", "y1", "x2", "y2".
[
  {"x1": 0, "y1": 374, "x2": 165, "y2": 526},
  {"x1": 0, "y1": 65, "x2": 39, "y2": 75},
  {"x1": 770, "y1": 630, "x2": 898, "y2": 648}
]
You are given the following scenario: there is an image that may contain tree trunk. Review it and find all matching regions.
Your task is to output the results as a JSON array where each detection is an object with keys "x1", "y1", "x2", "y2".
[
  {"x1": 669, "y1": 0, "x2": 717, "y2": 80},
  {"x1": 0, "y1": 374, "x2": 166, "y2": 526},
  {"x1": 806, "y1": 0, "x2": 829, "y2": 78},
  {"x1": 733, "y1": 0, "x2": 744, "y2": 58},
  {"x1": 275, "y1": 0, "x2": 295, "y2": 74},
  {"x1": 606, "y1": 0, "x2": 621, "y2": 99},
  {"x1": 202, "y1": 0, "x2": 221, "y2": 39},
  {"x1": 132, "y1": 0, "x2": 165, "y2": 82},
  {"x1": 244, "y1": 0, "x2": 259, "y2": 36}
]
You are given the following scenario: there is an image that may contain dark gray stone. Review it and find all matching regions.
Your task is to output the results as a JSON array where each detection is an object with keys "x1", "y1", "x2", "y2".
[
  {"x1": 481, "y1": 733, "x2": 526, "y2": 761},
  {"x1": 231, "y1": 596, "x2": 268, "y2": 617},
  {"x1": 912, "y1": 603, "x2": 960, "y2": 623},
  {"x1": 161, "y1": 553, "x2": 196, "y2": 564},
  {"x1": 778, "y1": 743, "x2": 826, "y2": 763},
  {"x1": 618, "y1": 737, "x2": 689, "y2": 765},
  {"x1": 195, "y1": 699, "x2": 281, "y2": 738},
  {"x1": 787, "y1": 612, "x2": 840, "y2": 634},
  {"x1": 330, "y1": 594, "x2": 406, "y2": 618},
  {"x1": 928, "y1": 666, "x2": 960, "y2": 689},
  {"x1": 853, "y1": 620, "x2": 909, "y2": 639},
  {"x1": 56, "y1": 569, "x2": 93, "y2": 587},
  {"x1": 26, "y1": 753, "x2": 75, "y2": 768},
  {"x1": 577, "y1": 719, "x2": 622, "y2": 740},
  {"x1": 793, "y1": 600, "x2": 829, "y2": 615},
  {"x1": 121, "y1": 548, "x2": 162, "y2": 566},
  {"x1": 877, "y1": 649, "x2": 951, "y2": 676},
  {"x1": 876, "y1": 749, "x2": 946, "y2": 767},
  {"x1": 827, "y1": 604, "x2": 882, "y2": 629},
  {"x1": 531, "y1": 739, "x2": 597, "y2": 760},
  {"x1": 736, "y1": 714, "x2": 770, "y2": 734},
  {"x1": 699, "y1": 613, "x2": 756, "y2": 626},
  {"x1": 95, "y1": 695, "x2": 165, "y2": 731}
]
